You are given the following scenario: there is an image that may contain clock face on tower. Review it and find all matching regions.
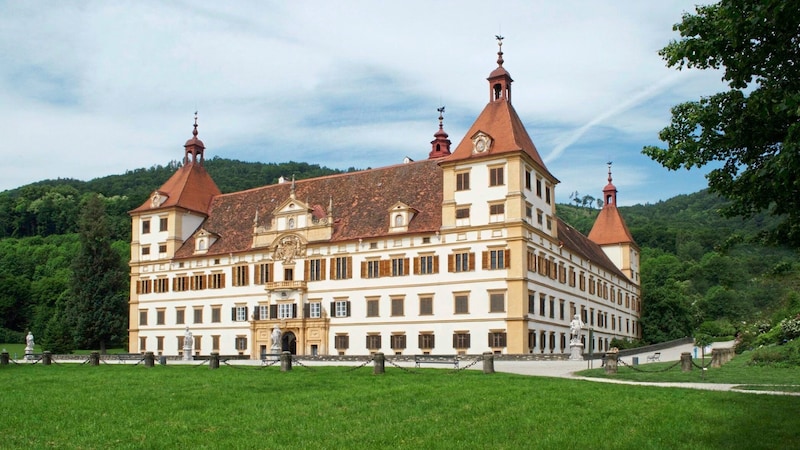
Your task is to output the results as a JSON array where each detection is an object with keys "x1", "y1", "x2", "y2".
[{"x1": 472, "y1": 133, "x2": 492, "y2": 154}]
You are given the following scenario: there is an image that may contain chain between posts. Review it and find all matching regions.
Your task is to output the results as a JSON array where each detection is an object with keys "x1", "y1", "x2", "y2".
[
  {"x1": 345, "y1": 356, "x2": 375, "y2": 372},
  {"x1": 691, "y1": 359, "x2": 713, "y2": 370},
  {"x1": 448, "y1": 356, "x2": 484, "y2": 374},
  {"x1": 617, "y1": 358, "x2": 681, "y2": 373},
  {"x1": 290, "y1": 356, "x2": 315, "y2": 371},
  {"x1": 384, "y1": 357, "x2": 419, "y2": 374}
]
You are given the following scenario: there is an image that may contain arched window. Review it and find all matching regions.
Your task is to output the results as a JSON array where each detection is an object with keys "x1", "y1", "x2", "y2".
[{"x1": 394, "y1": 214, "x2": 404, "y2": 227}]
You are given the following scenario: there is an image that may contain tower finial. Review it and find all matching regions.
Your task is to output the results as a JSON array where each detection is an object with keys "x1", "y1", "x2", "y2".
[
  {"x1": 193, "y1": 111, "x2": 199, "y2": 138},
  {"x1": 437, "y1": 106, "x2": 445, "y2": 129},
  {"x1": 607, "y1": 161, "x2": 613, "y2": 183},
  {"x1": 495, "y1": 34, "x2": 504, "y2": 66}
]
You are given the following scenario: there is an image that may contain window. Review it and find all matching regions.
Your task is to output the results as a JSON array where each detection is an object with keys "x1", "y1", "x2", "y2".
[
  {"x1": 364, "y1": 260, "x2": 381, "y2": 278},
  {"x1": 528, "y1": 331, "x2": 537, "y2": 351},
  {"x1": 366, "y1": 299, "x2": 379, "y2": 317},
  {"x1": 137, "y1": 279, "x2": 152, "y2": 294},
  {"x1": 528, "y1": 291, "x2": 536, "y2": 314},
  {"x1": 332, "y1": 300, "x2": 350, "y2": 318},
  {"x1": 309, "y1": 302, "x2": 321, "y2": 319},
  {"x1": 278, "y1": 303, "x2": 295, "y2": 319},
  {"x1": 454, "y1": 294, "x2": 469, "y2": 314},
  {"x1": 525, "y1": 203, "x2": 533, "y2": 220},
  {"x1": 453, "y1": 332, "x2": 471, "y2": 349},
  {"x1": 366, "y1": 334, "x2": 382, "y2": 351},
  {"x1": 306, "y1": 258, "x2": 325, "y2": 281},
  {"x1": 537, "y1": 210, "x2": 543, "y2": 225},
  {"x1": 484, "y1": 249, "x2": 509, "y2": 270},
  {"x1": 455, "y1": 207, "x2": 470, "y2": 226},
  {"x1": 456, "y1": 171, "x2": 470, "y2": 191},
  {"x1": 391, "y1": 297, "x2": 404, "y2": 316},
  {"x1": 159, "y1": 217, "x2": 168, "y2": 232},
  {"x1": 176, "y1": 308, "x2": 185, "y2": 325},
  {"x1": 177, "y1": 335, "x2": 185, "y2": 351},
  {"x1": 391, "y1": 257, "x2": 408, "y2": 277},
  {"x1": 489, "y1": 292, "x2": 505, "y2": 313},
  {"x1": 191, "y1": 274, "x2": 205, "y2": 290},
  {"x1": 208, "y1": 272, "x2": 225, "y2": 289},
  {"x1": 173, "y1": 275, "x2": 189, "y2": 292},
  {"x1": 539, "y1": 294, "x2": 546, "y2": 316},
  {"x1": 334, "y1": 334, "x2": 349, "y2": 350},
  {"x1": 194, "y1": 307, "x2": 203, "y2": 324},
  {"x1": 489, "y1": 167, "x2": 504, "y2": 186},
  {"x1": 449, "y1": 251, "x2": 474, "y2": 272},
  {"x1": 390, "y1": 334, "x2": 406, "y2": 350},
  {"x1": 284, "y1": 268, "x2": 293, "y2": 281},
  {"x1": 527, "y1": 249, "x2": 536, "y2": 272},
  {"x1": 158, "y1": 244, "x2": 167, "y2": 254},
  {"x1": 394, "y1": 214, "x2": 404, "y2": 227},
  {"x1": 559, "y1": 300, "x2": 565, "y2": 320},
  {"x1": 139, "y1": 309, "x2": 148, "y2": 326},
  {"x1": 235, "y1": 337, "x2": 247, "y2": 352},
  {"x1": 418, "y1": 333, "x2": 435, "y2": 349},
  {"x1": 141, "y1": 246, "x2": 151, "y2": 256},
  {"x1": 257, "y1": 304, "x2": 269, "y2": 320},
  {"x1": 156, "y1": 309, "x2": 165, "y2": 325},
  {"x1": 233, "y1": 265, "x2": 249, "y2": 286},
  {"x1": 331, "y1": 256, "x2": 352, "y2": 280},
  {"x1": 489, "y1": 331, "x2": 507, "y2": 348},
  {"x1": 489, "y1": 203, "x2": 505, "y2": 222},
  {"x1": 415, "y1": 255, "x2": 437, "y2": 275},
  {"x1": 157, "y1": 336, "x2": 164, "y2": 352},
  {"x1": 525, "y1": 169, "x2": 532, "y2": 190},
  {"x1": 139, "y1": 336, "x2": 146, "y2": 352},
  {"x1": 211, "y1": 306, "x2": 221, "y2": 323},
  {"x1": 194, "y1": 335, "x2": 202, "y2": 352},
  {"x1": 255, "y1": 263, "x2": 273, "y2": 284},
  {"x1": 549, "y1": 297, "x2": 555, "y2": 319},
  {"x1": 545, "y1": 186, "x2": 551, "y2": 204},
  {"x1": 233, "y1": 305, "x2": 247, "y2": 322},
  {"x1": 419, "y1": 296, "x2": 433, "y2": 316},
  {"x1": 154, "y1": 278, "x2": 168, "y2": 293},
  {"x1": 536, "y1": 178, "x2": 542, "y2": 197},
  {"x1": 142, "y1": 220, "x2": 150, "y2": 234}
]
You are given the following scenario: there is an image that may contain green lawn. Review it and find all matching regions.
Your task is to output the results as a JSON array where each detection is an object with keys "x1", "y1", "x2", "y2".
[
  {"x1": 1, "y1": 363, "x2": 798, "y2": 449},
  {"x1": 578, "y1": 352, "x2": 800, "y2": 390}
]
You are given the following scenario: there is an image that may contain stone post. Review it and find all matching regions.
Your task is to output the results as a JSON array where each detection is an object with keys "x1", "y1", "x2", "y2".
[
  {"x1": 90, "y1": 351, "x2": 100, "y2": 366},
  {"x1": 43, "y1": 351, "x2": 52, "y2": 366},
  {"x1": 1, "y1": 350, "x2": 9, "y2": 365},
  {"x1": 681, "y1": 352, "x2": 692, "y2": 372},
  {"x1": 373, "y1": 352, "x2": 385, "y2": 375},
  {"x1": 144, "y1": 351, "x2": 155, "y2": 368},
  {"x1": 280, "y1": 351, "x2": 292, "y2": 372},
  {"x1": 604, "y1": 352, "x2": 618, "y2": 374},
  {"x1": 209, "y1": 352, "x2": 219, "y2": 369},
  {"x1": 483, "y1": 352, "x2": 495, "y2": 374}
]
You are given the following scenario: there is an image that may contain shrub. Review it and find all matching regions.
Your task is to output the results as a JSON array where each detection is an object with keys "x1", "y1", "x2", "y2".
[
  {"x1": 749, "y1": 339, "x2": 800, "y2": 367},
  {"x1": 608, "y1": 338, "x2": 646, "y2": 350},
  {"x1": 698, "y1": 319, "x2": 736, "y2": 337},
  {"x1": 0, "y1": 328, "x2": 25, "y2": 344},
  {"x1": 780, "y1": 317, "x2": 800, "y2": 342}
]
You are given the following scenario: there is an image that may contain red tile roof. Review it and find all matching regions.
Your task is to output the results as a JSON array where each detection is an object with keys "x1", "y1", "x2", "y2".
[
  {"x1": 130, "y1": 162, "x2": 221, "y2": 215},
  {"x1": 588, "y1": 205, "x2": 636, "y2": 246},
  {"x1": 558, "y1": 218, "x2": 629, "y2": 281},
  {"x1": 445, "y1": 101, "x2": 556, "y2": 181},
  {"x1": 173, "y1": 159, "x2": 443, "y2": 258}
]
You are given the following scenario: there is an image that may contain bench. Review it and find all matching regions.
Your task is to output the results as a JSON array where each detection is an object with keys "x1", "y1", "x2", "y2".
[
  {"x1": 646, "y1": 352, "x2": 661, "y2": 362},
  {"x1": 414, "y1": 355, "x2": 459, "y2": 369},
  {"x1": 114, "y1": 353, "x2": 144, "y2": 363}
]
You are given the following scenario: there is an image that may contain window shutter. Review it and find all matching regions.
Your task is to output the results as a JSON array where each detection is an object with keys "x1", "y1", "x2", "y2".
[
  {"x1": 433, "y1": 256, "x2": 439, "y2": 273},
  {"x1": 468, "y1": 253, "x2": 475, "y2": 271},
  {"x1": 466, "y1": 334, "x2": 471, "y2": 348},
  {"x1": 361, "y1": 261, "x2": 367, "y2": 278},
  {"x1": 403, "y1": 258, "x2": 409, "y2": 275},
  {"x1": 330, "y1": 301, "x2": 335, "y2": 316},
  {"x1": 482, "y1": 251, "x2": 489, "y2": 269},
  {"x1": 413, "y1": 257, "x2": 420, "y2": 275},
  {"x1": 346, "y1": 301, "x2": 351, "y2": 317},
  {"x1": 346, "y1": 257, "x2": 352, "y2": 279},
  {"x1": 270, "y1": 305, "x2": 277, "y2": 319},
  {"x1": 245, "y1": 307, "x2": 249, "y2": 320},
  {"x1": 231, "y1": 307, "x2": 235, "y2": 321},
  {"x1": 304, "y1": 260, "x2": 310, "y2": 277},
  {"x1": 329, "y1": 259, "x2": 335, "y2": 279},
  {"x1": 221, "y1": 273, "x2": 226, "y2": 288},
  {"x1": 253, "y1": 307, "x2": 260, "y2": 320},
  {"x1": 379, "y1": 260, "x2": 389, "y2": 277},
  {"x1": 448, "y1": 254, "x2": 454, "y2": 272},
  {"x1": 292, "y1": 304, "x2": 298, "y2": 318},
  {"x1": 320, "y1": 259, "x2": 326, "y2": 280},
  {"x1": 488, "y1": 333, "x2": 492, "y2": 347},
  {"x1": 304, "y1": 303, "x2": 310, "y2": 318},
  {"x1": 431, "y1": 334, "x2": 435, "y2": 349},
  {"x1": 419, "y1": 334, "x2": 424, "y2": 349},
  {"x1": 452, "y1": 333, "x2": 458, "y2": 348},
  {"x1": 505, "y1": 249, "x2": 511, "y2": 269}
]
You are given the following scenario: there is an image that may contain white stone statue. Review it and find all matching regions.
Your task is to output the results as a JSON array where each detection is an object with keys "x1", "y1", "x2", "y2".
[
  {"x1": 271, "y1": 325, "x2": 282, "y2": 354},
  {"x1": 183, "y1": 327, "x2": 193, "y2": 360},
  {"x1": 569, "y1": 314, "x2": 585, "y2": 344},
  {"x1": 25, "y1": 332, "x2": 34, "y2": 353}
]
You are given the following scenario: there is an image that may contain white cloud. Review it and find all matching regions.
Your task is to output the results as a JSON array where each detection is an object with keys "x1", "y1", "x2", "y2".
[{"x1": 0, "y1": 0, "x2": 724, "y2": 203}]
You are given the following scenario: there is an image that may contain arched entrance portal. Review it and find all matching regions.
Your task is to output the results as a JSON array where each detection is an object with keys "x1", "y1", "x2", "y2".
[{"x1": 281, "y1": 331, "x2": 297, "y2": 355}]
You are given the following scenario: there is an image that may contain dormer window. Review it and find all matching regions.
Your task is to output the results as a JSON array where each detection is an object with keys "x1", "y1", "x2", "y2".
[
  {"x1": 472, "y1": 132, "x2": 492, "y2": 154},
  {"x1": 194, "y1": 229, "x2": 217, "y2": 254},
  {"x1": 388, "y1": 202, "x2": 416, "y2": 233}
]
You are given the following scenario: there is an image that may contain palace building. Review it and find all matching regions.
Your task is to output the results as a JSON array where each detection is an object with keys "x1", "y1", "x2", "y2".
[{"x1": 128, "y1": 41, "x2": 641, "y2": 358}]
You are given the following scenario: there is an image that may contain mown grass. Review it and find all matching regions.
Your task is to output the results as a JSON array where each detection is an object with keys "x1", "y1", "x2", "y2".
[
  {"x1": 1, "y1": 363, "x2": 798, "y2": 449},
  {"x1": 578, "y1": 352, "x2": 800, "y2": 389}
]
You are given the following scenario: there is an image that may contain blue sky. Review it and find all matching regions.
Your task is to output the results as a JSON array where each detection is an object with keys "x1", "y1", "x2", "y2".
[{"x1": 0, "y1": 1, "x2": 727, "y2": 206}]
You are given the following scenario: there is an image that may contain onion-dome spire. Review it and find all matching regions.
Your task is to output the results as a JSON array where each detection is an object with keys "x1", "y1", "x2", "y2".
[
  {"x1": 428, "y1": 106, "x2": 452, "y2": 159},
  {"x1": 496, "y1": 34, "x2": 504, "y2": 67},
  {"x1": 184, "y1": 111, "x2": 206, "y2": 165},
  {"x1": 488, "y1": 35, "x2": 513, "y2": 103},
  {"x1": 602, "y1": 161, "x2": 618, "y2": 207}
]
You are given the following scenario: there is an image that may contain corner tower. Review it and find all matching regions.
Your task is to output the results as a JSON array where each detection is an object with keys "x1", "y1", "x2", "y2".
[{"x1": 588, "y1": 163, "x2": 640, "y2": 284}]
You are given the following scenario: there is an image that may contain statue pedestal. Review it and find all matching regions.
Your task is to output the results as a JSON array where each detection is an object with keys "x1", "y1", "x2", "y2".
[
  {"x1": 568, "y1": 342, "x2": 584, "y2": 361},
  {"x1": 183, "y1": 346, "x2": 193, "y2": 361}
]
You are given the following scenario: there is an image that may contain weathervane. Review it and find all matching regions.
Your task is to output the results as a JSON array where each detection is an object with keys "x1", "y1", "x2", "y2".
[
  {"x1": 437, "y1": 106, "x2": 445, "y2": 127},
  {"x1": 495, "y1": 35, "x2": 504, "y2": 66}
]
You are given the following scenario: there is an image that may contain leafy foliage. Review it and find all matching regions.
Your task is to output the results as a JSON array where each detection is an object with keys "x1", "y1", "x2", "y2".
[{"x1": 643, "y1": 0, "x2": 800, "y2": 246}]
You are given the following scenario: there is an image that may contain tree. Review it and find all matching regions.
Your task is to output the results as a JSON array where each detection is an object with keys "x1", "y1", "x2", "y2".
[
  {"x1": 66, "y1": 194, "x2": 128, "y2": 353},
  {"x1": 643, "y1": 0, "x2": 800, "y2": 246}
]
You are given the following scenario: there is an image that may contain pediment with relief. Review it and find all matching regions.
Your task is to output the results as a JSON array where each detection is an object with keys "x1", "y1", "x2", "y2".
[{"x1": 150, "y1": 191, "x2": 168, "y2": 208}]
